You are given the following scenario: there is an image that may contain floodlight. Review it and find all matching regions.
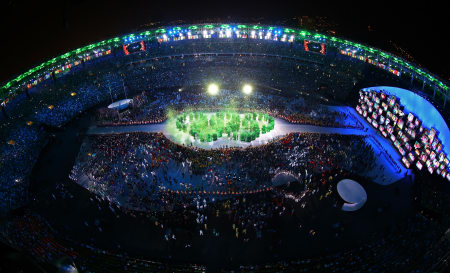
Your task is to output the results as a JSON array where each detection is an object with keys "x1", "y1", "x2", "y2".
[
  {"x1": 242, "y1": 84, "x2": 253, "y2": 95},
  {"x1": 208, "y1": 83, "x2": 219, "y2": 95}
]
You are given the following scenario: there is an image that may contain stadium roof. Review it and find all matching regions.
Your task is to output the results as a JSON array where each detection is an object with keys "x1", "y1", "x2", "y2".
[{"x1": 1, "y1": 23, "x2": 448, "y2": 103}]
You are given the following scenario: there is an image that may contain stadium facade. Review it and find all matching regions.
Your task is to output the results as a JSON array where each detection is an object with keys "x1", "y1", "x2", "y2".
[{"x1": 1, "y1": 23, "x2": 448, "y2": 110}]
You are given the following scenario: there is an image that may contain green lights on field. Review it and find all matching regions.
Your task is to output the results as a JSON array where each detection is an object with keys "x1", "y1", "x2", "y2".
[{"x1": 173, "y1": 110, "x2": 275, "y2": 143}]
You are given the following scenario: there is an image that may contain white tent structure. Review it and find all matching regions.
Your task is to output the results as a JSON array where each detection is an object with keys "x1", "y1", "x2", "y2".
[
  {"x1": 337, "y1": 179, "x2": 367, "y2": 211},
  {"x1": 272, "y1": 171, "x2": 300, "y2": 186},
  {"x1": 108, "y1": 99, "x2": 133, "y2": 111}
]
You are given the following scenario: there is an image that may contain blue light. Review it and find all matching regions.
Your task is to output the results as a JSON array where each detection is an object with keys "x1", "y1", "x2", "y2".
[{"x1": 364, "y1": 86, "x2": 450, "y2": 156}]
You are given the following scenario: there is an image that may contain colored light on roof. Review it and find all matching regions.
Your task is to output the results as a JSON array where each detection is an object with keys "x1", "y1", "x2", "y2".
[{"x1": 0, "y1": 23, "x2": 448, "y2": 98}]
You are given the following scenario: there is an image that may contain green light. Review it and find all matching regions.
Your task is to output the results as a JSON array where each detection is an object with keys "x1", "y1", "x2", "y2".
[
  {"x1": 284, "y1": 28, "x2": 294, "y2": 33},
  {"x1": 172, "y1": 110, "x2": 275, "y2": 143},
  {"x1": 299, "y1": 31, "x2": 309, "y2": 36},
  {"x1": 0, "y1": 23, "x2": 448, "y2": 100}
]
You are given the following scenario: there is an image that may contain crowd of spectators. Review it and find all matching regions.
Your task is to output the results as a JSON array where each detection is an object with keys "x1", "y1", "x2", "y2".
[
  {"x1": 0, "y1": 38, "x2": 370, "y2": 214},
  {"x1": 230, "y1": 213, "x2": 448, "y2": 273},
  {"x1": 0, "y1": 211, "x2": 204, "y2": 272},
  {"x1": 0, "y1": 214, "x2": 78, "y2": 264},
  {"x1": 0, "y1": 69, "x2": 124, "y2": 214},
  {"x1": 34, "y1": 84, "x2": 104, "y2": 127},
  {"x1": 0, "y1": 125, "x2": 47, "y2": 213},
  {"x1": 2, "y1": 166, "x2": 447, "y2": 272},
  {"x1": 70, "y1": 132, "x2": 375, "y2": 213},
  {"x1": 96, "y1": 88, "x2": 360, "y2": 129},
  {"x1": 117, "y1": 52, "x2": 364, "y2": 102},
  {"x1": 0, "y1": 34, "x2": 446, "y2": 272}
]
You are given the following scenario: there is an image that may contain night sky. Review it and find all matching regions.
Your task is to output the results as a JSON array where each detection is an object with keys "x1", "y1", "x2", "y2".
[{"x1": 0, "y1": 1, "x2": 448, "y2": 85}]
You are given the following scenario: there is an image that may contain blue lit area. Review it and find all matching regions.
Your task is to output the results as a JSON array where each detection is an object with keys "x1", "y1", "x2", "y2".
[
  {"x1": 357, "y1": 86, "x2": 450, "y2": 178},
  {"x1": 363, "y1": 86, "x2": 450, "y2": 156}
]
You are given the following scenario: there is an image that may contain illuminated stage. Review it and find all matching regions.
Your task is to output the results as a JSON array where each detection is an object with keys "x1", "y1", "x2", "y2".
[
  {"x1": 164, "y1": 113, "x2": 283, "y2": 149},
  {"x1": 86, "y1": 106, "x2": 408, "y2": 186}
]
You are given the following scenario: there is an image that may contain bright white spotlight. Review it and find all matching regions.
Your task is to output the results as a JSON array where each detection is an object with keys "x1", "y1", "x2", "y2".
[
  {"x1": 242, "y1": 84, "x2": 253, "y2": 95},
  {"x1": 208, "y1": 83, "x2": 219, "y2": 96}
]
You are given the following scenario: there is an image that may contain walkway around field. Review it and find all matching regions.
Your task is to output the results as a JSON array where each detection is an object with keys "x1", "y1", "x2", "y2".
[{"x1": 86, "y1": 107, "x2": 408, "y2": 185}]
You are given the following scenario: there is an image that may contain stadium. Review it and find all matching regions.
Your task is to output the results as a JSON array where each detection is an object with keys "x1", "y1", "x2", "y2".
[{"x1": 0, "y1": 22, "x2": 449, "y2": 272}]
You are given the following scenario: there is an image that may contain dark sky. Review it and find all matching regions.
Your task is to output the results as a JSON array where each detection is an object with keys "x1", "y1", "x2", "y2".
[{"x1": 0, "y1": 1, "x2": 448, "y2": 84}]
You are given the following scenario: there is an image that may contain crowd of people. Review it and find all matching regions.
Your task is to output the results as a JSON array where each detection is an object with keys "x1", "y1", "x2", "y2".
[
  {"x1": 96, "y1": 88, "x2": 361, "y2": 129},
  {"x1": 0, "y1": 68, "x2": 124, "y2": 214},
  {"x1": 0, "y1": 125, "x2": 47, "y2": 213},
  {"x1": 0, "y1": 61, "x2": 360, "y2": 216},
  {"x1": 0, "y1": 209, "x2": 205, "y2": 272},
  {"x1": 34, "y1": 84, "x2": 105, "y2": 127},
  {"x1": 2, "y1": 166, "x2": 448, "y2": 272},
  {"x1": 0, "y1": 37, "x2": 381, "y2": 214},
  {"x1": 232, "y1": 213, "x2": 448, "y2": 273},
  {"x1": 0, "y1": 214, "x2": 78, "y2": 264},
  {"x1": 0, "y1": 34, "x2": 447, "y2": 272},
  {"x1": 71, "y1": 132, "x2": 375, "y2": 213}
]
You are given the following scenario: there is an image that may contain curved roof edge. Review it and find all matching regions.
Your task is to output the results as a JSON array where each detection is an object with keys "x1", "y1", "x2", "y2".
[{"x1": 1, "y1": 23, "x2": 448, "y2": 101}]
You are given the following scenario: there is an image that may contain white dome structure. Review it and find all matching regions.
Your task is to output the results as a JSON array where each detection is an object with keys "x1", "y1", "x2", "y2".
[
  {"x1": 337, "y1": 179, "x2": 367, "y2": 211},
  {"x1": 272, "y1": 171, "x2": 300, "y2": 186}
]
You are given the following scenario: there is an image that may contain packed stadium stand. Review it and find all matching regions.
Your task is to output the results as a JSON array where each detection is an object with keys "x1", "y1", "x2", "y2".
[{"x1": 0, "y1": 23, "x2": 449, "y2": 272}]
